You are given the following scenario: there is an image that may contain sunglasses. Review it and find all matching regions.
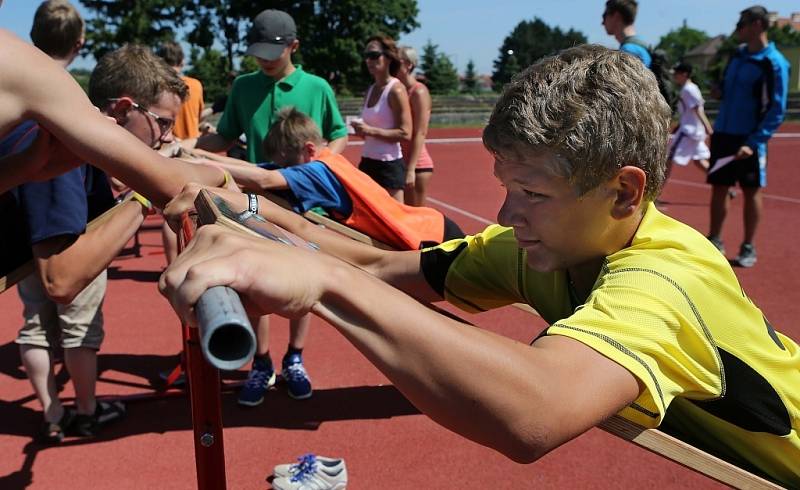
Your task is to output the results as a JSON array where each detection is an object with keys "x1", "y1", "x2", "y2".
[
  {"x1": 363, "y1": 50, "x2": 384, "y2": 60},
  {"x1": 108, "y1": 97, "x2": 175, "y2": 140}
]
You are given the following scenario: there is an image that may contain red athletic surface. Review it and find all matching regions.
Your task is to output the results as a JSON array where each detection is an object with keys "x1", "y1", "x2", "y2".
[{"x1": 1, "y1": 126, "x2": 798, "y2": 489}]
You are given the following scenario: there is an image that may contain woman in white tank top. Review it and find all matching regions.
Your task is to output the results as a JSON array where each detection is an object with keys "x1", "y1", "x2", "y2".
[{"x1": 351, "y1": 35, "x2": 412, "y2": 202}]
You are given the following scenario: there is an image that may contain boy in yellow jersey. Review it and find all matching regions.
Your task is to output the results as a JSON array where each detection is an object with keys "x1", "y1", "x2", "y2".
[{"x1": 161, "y1": 45, "x2": 799, "y2": 486}]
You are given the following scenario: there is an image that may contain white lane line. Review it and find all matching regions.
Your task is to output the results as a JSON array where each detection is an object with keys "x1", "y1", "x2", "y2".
[
  {"x1": 668, "y1": 178, "x2": 800, "y2": 204},
  {"x1": 427, "y1": 197, "x2": 494, "y2": 225},
  {"x1": 347, "y1": 136, "x2": 484, "y2": 146},
  {"x1": 349, "y1": 134, "x2": 800, "y2": 146}
]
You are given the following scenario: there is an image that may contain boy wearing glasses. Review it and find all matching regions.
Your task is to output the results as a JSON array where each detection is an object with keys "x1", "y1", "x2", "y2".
[
  {"x1": 706, "y1": 5, "x2": 789, "y2": 268},
  {"x1": 8, "y1": 39, "x2": 191, "y2": 442}
]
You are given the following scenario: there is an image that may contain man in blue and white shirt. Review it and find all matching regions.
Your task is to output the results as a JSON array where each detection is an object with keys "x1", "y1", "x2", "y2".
[{"x1": 706, "y1": 5, "x2": 789, "y2": 268}]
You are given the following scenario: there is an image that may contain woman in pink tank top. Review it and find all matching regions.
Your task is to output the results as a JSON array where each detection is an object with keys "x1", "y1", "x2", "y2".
[
  {"x1": 398, "y1": 46, "x2": 435, "y2": 207},
  {"x1": 351, "y1": 35, "x2": 412, "y2": 203}
]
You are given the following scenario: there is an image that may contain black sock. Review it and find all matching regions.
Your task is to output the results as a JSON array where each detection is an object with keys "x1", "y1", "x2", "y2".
[
  {"x1": 253, "y1": 352, "x2": 273, "y2": 372},
  {"x1": 285, "y1": 345, "x2": 303, "y2": 358}
]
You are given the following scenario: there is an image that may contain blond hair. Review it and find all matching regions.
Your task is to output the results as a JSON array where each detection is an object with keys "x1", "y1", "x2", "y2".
[
  {"x1": 483, "y1": 44, "x2": 670, "y2": 201},
  {"x1": 263, "y1": 107, "x2": 324, "y2": 166},
  {"x1": 30, "y1": 0, "x2": 84, "y2": 59}
]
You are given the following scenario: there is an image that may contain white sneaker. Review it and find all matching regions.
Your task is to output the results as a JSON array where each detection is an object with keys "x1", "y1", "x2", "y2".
[
  {"x1": 274, "y1": 454, "x2": 343, "y2": 479},
  {"x1": 272, "y1": 454, "x2": 347, "y2": 490}
]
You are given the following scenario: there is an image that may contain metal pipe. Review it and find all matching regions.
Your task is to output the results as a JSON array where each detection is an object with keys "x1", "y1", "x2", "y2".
[{"x1": 194, "y1": 286, "x2": 256, "y2": 371}]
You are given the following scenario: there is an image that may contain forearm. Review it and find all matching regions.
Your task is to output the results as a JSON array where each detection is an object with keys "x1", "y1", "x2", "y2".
[
  {"x1": 405, "y1": 133, "x2": 425, "y2": 173},
  {"x1": 697, "y1": 107, "x2": 714, "y2": 134},
  {"x1": 327, "y1": 136, "x2": 348, "y2": 154},
  {"x1": 367, "y1": 126, "x2": 410, "y2": 143},
  {"x1": 195, "y1": 132, "x2": 234, "y2": 153},
  {"x1": 36, "y1": 201, "x2": 145, "y2": 303},
  {"x1": 191, "y1": 148, "x2": 251, "y2": 166},
  {"x1": 313, "y1": 262, "x2": 557, "y2": 461}
]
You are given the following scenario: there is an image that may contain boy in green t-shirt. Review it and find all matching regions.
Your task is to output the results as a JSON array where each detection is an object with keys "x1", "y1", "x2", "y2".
[
  {"x1": 196, "y1": 9, "x2": 347, "y2": 163},
  {"x1": 163, "y1": 45, "x2": 799, "y2": 486}
]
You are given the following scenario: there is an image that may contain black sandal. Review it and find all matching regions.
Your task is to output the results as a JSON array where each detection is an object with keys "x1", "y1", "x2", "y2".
[
  {"x1": 38, "y1": 407, "x2": 74, "y2": 443},
  {"x1": 70, "y1": 400, "x2": 126, "y2": 437}
]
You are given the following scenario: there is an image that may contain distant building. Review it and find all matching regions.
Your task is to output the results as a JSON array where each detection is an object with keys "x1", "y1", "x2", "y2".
[
  {"x1": 683, "y1": 35, "x2": 727, "y2": 71},
  {"x1": 768, "y1": 11, "x2": 800, "y2": 31}
]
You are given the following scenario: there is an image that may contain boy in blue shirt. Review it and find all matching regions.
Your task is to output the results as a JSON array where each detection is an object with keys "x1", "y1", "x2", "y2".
[{"x1": 602, "y1": 0, "x2": 651, "y2": 67}]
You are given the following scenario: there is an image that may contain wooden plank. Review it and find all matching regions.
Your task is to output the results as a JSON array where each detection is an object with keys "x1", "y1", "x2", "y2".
[
  {"x1": 0, "y1": 193, "x2": 133, "y2": 294},
  {"x1": 599, "y1": 416, "x2": 783, "y2": 489}
]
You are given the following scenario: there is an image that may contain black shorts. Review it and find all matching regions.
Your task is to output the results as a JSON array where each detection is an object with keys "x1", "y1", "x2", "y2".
[
  {"x1": 706, "y1": 133, "x2": 766, "y2": 188},
  {"x1": 359, "y1": 157, "x2": 405, "y2": 191}
]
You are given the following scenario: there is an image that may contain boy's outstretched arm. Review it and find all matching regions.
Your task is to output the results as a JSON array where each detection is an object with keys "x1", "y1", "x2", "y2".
[
  {"x1": 0, "y1": 30, "x2": 225, "y2": 205},
  {"x1": 160, "y1": 225, "x2": 640, "y2": 462},
  {"x1": 162, "y1": 184, "x2": 434, "y2": 301}
]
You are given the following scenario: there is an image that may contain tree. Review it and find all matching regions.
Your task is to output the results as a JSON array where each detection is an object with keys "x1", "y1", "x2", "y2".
[
  {"x1": 79, "y1": 0, "x2": 184, "y2": 61},
  {"x1": 70, "y1": 68, "x2": 92, "y2": 93},
  {"x1": 769, "y1": 24, "x2": 800, "y2": 48},
  {"x1": 419, "y1": 40, "x2": 459, "y2": 95},
  {"x1": 462, "y1": 59, "x2": 478, "y2": 93},
  {"x1": 492, "y1": 18, "x2": 586, "y2": 89},
  {"x1": 186, "y1": 47, "x2": 230, "y2": 104},
  {"x1": 656, "y1": 23, "x2": 710, "y2": 63},
  {"x1": 80, "y1": 0, "x2": 420, "y2": 94}
]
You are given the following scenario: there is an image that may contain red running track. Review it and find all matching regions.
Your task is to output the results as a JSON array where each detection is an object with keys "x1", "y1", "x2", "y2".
[{"x1": 1, "y1": 126, "x2": 798, "y2": 489}]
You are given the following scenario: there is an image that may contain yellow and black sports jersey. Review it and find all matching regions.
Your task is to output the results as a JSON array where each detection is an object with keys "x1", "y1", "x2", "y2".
[{"x1": 420, "y1": 202, "x2": 799, "y2": 486}]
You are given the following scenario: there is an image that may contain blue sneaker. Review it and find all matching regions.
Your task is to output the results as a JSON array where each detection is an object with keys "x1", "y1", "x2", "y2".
[
  {"x1": 238, "y1": 362, "x2": 276, "y2": 407},
  {"x1": 282, "y1": 353, "x2": 312, "y2": 400}
]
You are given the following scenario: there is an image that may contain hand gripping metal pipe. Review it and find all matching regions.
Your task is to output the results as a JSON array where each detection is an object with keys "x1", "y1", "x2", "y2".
[{"x1": 194, "y1": 286, "x2": 256, "y2": 371}]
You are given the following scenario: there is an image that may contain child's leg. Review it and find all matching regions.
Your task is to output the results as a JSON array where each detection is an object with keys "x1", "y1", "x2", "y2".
[
  {"x1": 238, "y1": 315, "x2": 275, "y2": 406},
  {"x1": 59, "y1": 270, "x2": 107, "y2": 416},
  {"x1": 288, "y1": 313, "x2": 311, "y2": 350},
  {"x1": 19, "y1": 345, "x2": 62, "y2": 422},
  {"x1": 16, "y1": 274, "x2": 63, "y2": 423},
  {"x1": 283, "y1": 314, "x2": 313, "y2": 400}
]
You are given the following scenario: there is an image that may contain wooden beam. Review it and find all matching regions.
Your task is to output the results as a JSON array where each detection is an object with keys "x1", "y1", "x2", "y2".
[{"x1": 599, "y1": 416, "x2": 783, "y2": 489}]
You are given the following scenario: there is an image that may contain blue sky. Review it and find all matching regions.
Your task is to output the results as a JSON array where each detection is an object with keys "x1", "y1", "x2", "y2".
[{"x1": 2, "y1": 0, "x2": 799, "y2": 74}]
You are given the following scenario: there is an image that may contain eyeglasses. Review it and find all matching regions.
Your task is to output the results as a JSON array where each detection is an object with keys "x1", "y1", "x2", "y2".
[
  {"x1": 108, "y1": 97, "x2": 175, "y2": 140},
  {"x1": 363, "y1": 50, "x2": 384, "y2": 61}
]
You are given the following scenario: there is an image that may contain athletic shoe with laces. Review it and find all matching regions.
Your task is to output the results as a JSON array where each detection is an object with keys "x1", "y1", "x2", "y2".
[
  {"x1": 707, "y1": 235, "x2": 725, "y2": 255},
  {"x1": 736, "y1": 243, "x2": 757, "y2": 268},
  {"x1": 271, "y1": 454, "x2": 347, "y2": 490},
  {"x1": 282, "y1": 353, "x2": 312, "y2": 400},
  {"x1": 238, "y1": 362, "x2": 276, "y2": 407},
  {"x1": 274, "y1": 454, "x2": 344, "y2": 479}
]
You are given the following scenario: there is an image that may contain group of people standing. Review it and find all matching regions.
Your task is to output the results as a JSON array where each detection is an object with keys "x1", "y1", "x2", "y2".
[
  {"x1": 603, "y1": 0, "x2": 790, "y2": 269},
  {"x1": 353, "y1": 35, "x2": 435, "y2": 207}
]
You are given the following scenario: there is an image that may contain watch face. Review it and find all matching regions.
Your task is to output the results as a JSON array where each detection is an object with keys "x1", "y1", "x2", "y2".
[{"x1": 212, "y1": 195, "x2": 319, "y2": 251}]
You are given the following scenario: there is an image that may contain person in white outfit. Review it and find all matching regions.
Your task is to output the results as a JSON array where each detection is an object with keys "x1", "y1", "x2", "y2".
[
  {"x1": 351, "y1": 35, "x2": 412, "y2": 202},
  {"x1": 667, "y1": 62, "x2": 713, "y2": 171}
]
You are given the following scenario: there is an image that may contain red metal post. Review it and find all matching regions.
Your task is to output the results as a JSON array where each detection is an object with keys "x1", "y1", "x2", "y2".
[{"x1": 180, "y1": 213, "x2": 227, "y2": 490}]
